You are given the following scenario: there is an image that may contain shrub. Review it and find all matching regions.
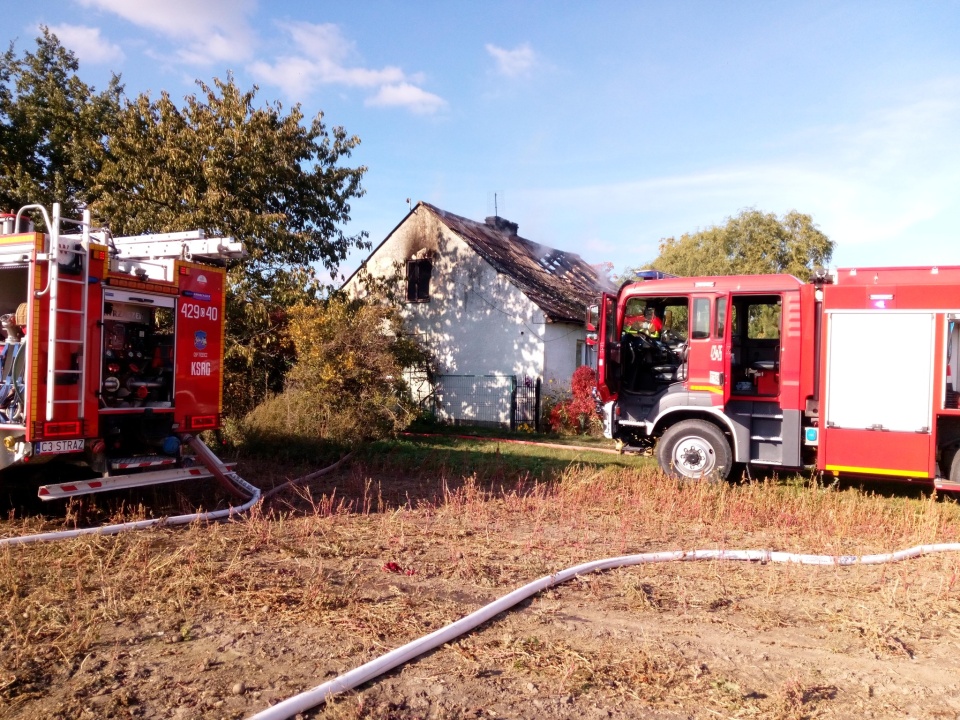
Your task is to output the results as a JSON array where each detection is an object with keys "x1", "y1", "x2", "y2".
[
  {"x1": 242, "y1": 296, "x2": 432, "y2": 447},
  {"x1": 544, "y1": 366, "x2": 602, "y2": 435}
]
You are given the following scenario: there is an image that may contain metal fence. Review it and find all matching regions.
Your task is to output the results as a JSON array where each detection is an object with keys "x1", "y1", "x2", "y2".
[
  {"x1": 433, "y1": 375, "x2": 541, "y2": 430},
  {"x1": 512, "y1": 375, "x2": 541, "y2": 431}
]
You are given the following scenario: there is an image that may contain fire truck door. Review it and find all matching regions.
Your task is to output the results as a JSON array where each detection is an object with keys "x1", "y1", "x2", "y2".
[
  {"x1": 686, "y1": 296, "x2": 724, "y2": 400},
  {"x1": 596, "y1": 293, "x2": 619, "y2": 398},
  {"x1": 716, "y1": 296, "x2": 731, "y2": 405}
]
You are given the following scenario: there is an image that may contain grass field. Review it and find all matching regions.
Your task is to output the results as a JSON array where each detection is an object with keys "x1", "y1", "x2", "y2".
[{"x1": 3, "y1": 433, "x2": 960, "y2": 719}]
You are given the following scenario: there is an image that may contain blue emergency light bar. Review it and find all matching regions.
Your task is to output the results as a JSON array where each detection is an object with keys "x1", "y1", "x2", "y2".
[{"x1": 633, "y1": 269, "x2": 678, "y2": 281}]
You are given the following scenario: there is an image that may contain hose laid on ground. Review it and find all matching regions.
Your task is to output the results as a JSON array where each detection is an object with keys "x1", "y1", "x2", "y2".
[
  {"x1": 0, "y1": 436, "x2": 259, "y2": 547},
  {"x1": 248, "y1": 542, "x2": 960, "y2": 720},
  {"x1": 261, "y1": 450, "x2": 354, "y2": 501}
]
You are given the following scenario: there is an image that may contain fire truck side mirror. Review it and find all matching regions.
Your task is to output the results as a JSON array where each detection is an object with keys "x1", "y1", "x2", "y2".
[
  {"x1": 585, "y1": 331, "x2": 598, "y2": 347},
  {"x1": 586, "y1": 303, "x2": 599, "y2": 333}
]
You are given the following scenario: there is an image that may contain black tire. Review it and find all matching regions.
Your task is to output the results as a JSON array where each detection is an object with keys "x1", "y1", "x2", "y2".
[
  {"x1": 951, "y1": 448, "x2": 960, "y2": 484},
  {"x1": 656, "y1": 419, "x2": 732, "y2": 480}
]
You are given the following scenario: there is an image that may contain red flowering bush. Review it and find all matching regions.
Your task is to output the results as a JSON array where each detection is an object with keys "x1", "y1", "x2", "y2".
[{"x1": 544, "y1": 366, "x2": 602, "y2": 435}]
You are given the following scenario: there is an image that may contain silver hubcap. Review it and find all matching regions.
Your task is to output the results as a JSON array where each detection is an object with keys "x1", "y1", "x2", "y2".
[{"x1": 672, "y1": 435, "x2": 716, "y2": 478}]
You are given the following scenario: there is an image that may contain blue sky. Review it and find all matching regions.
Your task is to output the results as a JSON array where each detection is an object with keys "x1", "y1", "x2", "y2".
[{"x1": 7, "y1": 1, "x2": 960, "y2": 280}]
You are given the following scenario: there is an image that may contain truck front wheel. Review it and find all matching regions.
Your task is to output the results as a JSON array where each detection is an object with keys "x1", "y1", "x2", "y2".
[{"x1": 657, "y1": 420, "x2": 732, "y2": 480}]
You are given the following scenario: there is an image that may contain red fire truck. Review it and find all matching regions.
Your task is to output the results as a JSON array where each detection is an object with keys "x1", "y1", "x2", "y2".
[
  {"x1": 0, "y1": 202, "x2": 245, "y2": 500},
  {"x1": 590, "y1": 266, "x2": 960, "y2": 489}
]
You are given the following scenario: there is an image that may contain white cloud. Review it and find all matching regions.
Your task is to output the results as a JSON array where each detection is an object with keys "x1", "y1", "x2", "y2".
[
  {"x1": 247, "y1": 56, "x2": 319, "y2": 98},
  {"x1": 365, "y1": 83, "x2": 447, "y2": 114},
  {"x1": 280, "y1": 20, "x2": 355, "y2": 63},
  {"x1": 486, "y1": 43, "x2": 537, "y2": 78},
  {"x1": 62, "y1": 8, "x2": 444, "y2": 114},
  {"x1": 77, "y1": 0, "x2": 256, "y2": 64},
  {"x1": 251, "y1": 51, "x2": 406, "y2": 96},
  {"x1": 47, "y1": 23, "x2": 124, "y2": 64},
  {"x1": 250, "y1": 21, "x2": 446, "y2": 114}
]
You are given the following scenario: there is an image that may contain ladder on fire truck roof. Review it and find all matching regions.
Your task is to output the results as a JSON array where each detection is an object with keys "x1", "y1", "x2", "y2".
[
  {"x1": 6, "y1": 205, "x2": 246, "y2": 267},
  {"x1": 103, "y1": 229, "x2": 246, "y2": 282}
]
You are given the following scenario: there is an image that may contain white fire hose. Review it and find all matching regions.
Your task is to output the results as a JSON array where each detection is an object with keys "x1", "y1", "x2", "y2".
[
  {"x1": 0, "y1": 436, "x2": 260, "y2": 547},
  {"x1": 247, "y1": 542, "x2": 960, "y2": 720}
]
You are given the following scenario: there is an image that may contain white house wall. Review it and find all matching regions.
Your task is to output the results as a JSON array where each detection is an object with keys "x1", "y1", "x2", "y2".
[{"x1": 543, "y1": 322, "x2": 586, "y2": 388}]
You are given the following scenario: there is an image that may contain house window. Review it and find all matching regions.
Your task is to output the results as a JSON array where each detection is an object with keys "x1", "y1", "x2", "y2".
[{"x1": 406, "y1": 259, "x2": 432, "y2": 302}]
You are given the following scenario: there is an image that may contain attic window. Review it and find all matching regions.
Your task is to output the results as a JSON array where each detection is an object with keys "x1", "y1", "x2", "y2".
[{"x1": 406, "y1": 259, "x2": 432, "y2": 302}]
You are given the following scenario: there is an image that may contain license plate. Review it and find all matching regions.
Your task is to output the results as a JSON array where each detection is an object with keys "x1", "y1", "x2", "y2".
[{"x1": 36, "y1": 439, "x2": 85, "y2": 455}]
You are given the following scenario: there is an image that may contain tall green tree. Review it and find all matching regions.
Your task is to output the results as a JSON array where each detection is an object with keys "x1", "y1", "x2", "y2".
[
  {"x1": 90, "y1": 76, "x2": 369, "y2": 416},
  {"x1": 0, "y1": 27, "x2": 122, "y2": 217},
  {"x1": 634, "y1": 209, "x2": 834, "y2": 281},
  {"x1": 2, "y1": 30, "x2": 369, "y2": 417},
  {"x1": 92, "y1": 76, "x2": 366, "y2": 284}
]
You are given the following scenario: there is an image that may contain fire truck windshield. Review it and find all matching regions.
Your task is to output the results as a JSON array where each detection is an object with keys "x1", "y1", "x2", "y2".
[{"x1": 623, "y1": 296, "x2": 689, "y2": 345}]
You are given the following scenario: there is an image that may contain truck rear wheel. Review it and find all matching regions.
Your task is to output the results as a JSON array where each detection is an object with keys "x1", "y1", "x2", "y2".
[{"x1": 657, "y1": 419, "x2": 732, "y2": 480}]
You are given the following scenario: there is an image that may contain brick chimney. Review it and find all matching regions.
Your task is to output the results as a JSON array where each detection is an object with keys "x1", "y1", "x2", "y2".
[{"x1": 484, "y1": 216, "x2": 519, "y2": 236}]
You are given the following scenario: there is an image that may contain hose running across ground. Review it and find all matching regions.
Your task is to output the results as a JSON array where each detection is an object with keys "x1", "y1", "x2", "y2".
[
  {"x1": 0, "y1": 435, "x2": 259, "y2": 547},
  {"x1": 247, "y1": 542, "x2": 960, "y2": 720}
]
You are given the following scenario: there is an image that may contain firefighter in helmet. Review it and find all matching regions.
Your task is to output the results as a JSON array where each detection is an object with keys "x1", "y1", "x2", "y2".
[
  {"x1": 639, "y1": 306, "x2": 663, "y2": 339},
  {"x1": 624, "y1": 305, "x2": 663, "y2": 339}
]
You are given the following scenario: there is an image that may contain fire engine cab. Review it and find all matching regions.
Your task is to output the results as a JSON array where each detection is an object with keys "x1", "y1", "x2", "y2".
[
  {"x1": 590, "y1": 266, "x2": 960, "y2": 489},
  {"x1": 0, "y1": 202, "x2": 245, "y2": 499}
]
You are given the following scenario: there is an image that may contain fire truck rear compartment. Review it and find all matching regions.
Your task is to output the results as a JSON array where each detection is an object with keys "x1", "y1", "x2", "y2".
[
  {"x1": 98, "y1": 411, "x2": 177, "y2": 458},
  {"x1": 821, "y1": 311, "x2": 939, "y2": 479},
  {"x1": 100, "y1": 300, "x2": 175, "y2": 410}
]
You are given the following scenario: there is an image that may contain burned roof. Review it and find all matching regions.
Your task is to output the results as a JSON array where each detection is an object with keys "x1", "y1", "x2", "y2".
[{"x1": 422, "y1": 202, "x2": 612, "y2": 323}]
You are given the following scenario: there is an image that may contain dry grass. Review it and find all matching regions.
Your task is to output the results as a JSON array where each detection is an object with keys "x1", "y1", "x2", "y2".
[{"x1": 2, "y1": 439, "x2": 960, "y2": 718}]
